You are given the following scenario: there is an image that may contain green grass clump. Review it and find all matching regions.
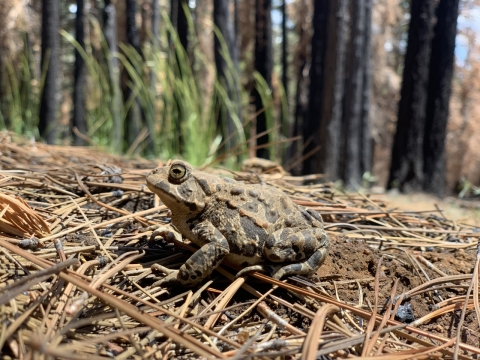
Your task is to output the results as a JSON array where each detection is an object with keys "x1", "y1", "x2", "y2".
[{"x1": 0, "y1": 10, "x2": 285, "y2": 168}]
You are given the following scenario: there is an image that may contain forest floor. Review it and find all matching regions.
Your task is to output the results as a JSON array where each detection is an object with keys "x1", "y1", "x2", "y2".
[{"x1": 0, "y1": 131, "x2": 479, "y2": 359}]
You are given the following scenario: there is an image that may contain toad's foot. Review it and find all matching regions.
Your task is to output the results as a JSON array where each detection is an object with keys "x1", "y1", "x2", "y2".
[
  {"x1": 151, "y1": 265, "x2": 181, "y2": 287},
  {"x1": 271, "y1": 247, "x2": 328, "y2": 279},
  {"x1": 235, "y1": 265, "x2": 268, "y2": 278},
  {"x1": 148, "y1": 225, "x2": 182, "y2": 243}
]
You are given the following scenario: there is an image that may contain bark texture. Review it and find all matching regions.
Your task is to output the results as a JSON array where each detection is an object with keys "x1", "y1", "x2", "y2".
[
  {"x1": 73, "y1": 0, "x2": 87, "y2": 145},
  {"x1": 39, "y1": 0, "x2": 60, "y2": 143},
  {"x1": 388, "y1": 0, "x2": 435, "y2": 191},
  {"x1": 423, "y1": 0, "x2": 460, "y2": 195},
  {"x1": 253, "y1": 0, "x2": 272, "y2": 158}
]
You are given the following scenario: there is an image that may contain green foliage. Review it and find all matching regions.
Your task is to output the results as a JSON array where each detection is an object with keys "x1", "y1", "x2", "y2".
[
  {"x1": 458, "y1": 177, "x2": 480, "y2": 199},
  {"x1": 0, "y1": 9, "x2": 280, "y2": 167},
  {"x1": 0, "y1": 39, "x2": 42, "y2": 137}
]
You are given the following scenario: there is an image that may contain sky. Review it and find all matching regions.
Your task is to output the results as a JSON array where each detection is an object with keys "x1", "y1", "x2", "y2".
[{"x1": 456, "y1": 6, "x2": 480, "y2": 66}]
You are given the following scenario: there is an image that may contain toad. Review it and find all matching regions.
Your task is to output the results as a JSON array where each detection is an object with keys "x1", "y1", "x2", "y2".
[{"x1": 146, "y1": 160, "x2": 329, "y2": 286}]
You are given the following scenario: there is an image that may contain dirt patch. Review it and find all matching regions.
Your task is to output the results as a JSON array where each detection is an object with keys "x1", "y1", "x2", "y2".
[{"x1": 318, "y1": 234, "x2": 480, "y2": 347}]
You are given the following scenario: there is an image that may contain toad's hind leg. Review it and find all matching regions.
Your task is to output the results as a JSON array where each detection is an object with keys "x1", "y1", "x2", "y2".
[{"x1": 272, "y1": 246, "x2": 329, "y2": 279}]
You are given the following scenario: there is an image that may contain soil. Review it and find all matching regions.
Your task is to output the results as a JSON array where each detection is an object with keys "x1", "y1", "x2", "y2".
[{"x1": 318, "y1": 234, "x2": 480, "y2": 348}]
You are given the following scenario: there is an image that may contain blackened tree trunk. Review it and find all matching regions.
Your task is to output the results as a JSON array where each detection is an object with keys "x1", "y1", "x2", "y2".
[
  {"x1": 254, "y1": 0, "x2": 272, "y2": 158},
  {"x1": 171, "y1": 0, "x2": 189, "y2": 52},
  {"x1": 72, "y1": 0, "x2": 87, "y2": 145},
  {"x1": 124, "y1": 0, "x2": 143, "y2": 148},
  {"x1": 359, "y1": 0, "x2": 373, "y2": 178},
  {"x1": 103, "y1": 0, "x2": 122, "y2": 152},
  {"x1": 214, "y1": 0, "x2": 241, "y2": 153},
  {"x1": 342, "y1": 0, "x2": 366, "y2": 188},
  {"x1": 0, "y1": 54, "x2": 7, "y2": 127},
  {"x1": 423, "y1": 0, "x2": 460, "y2": 195},
  {"x1": 152, "y1": 0, "x2": 160, "y2": 49},
  {"x1": 286, "y1": 0, "x2": 309, "y2": 175},
  {"x1": 316, "y1": 0, "x2": 348, "y2": 180},
  {"x1": 281, "y1": 0, "x2": 288, "y2": 101},
  {"x1": 388, "y1": 0, "x2": 435, "y2": 191},
  {"x1": 303, "y1": 0, "x2": 329, "y2": 174},
  {"x1": 39, "y1": 0, "x2": 60, "y2": 144}
]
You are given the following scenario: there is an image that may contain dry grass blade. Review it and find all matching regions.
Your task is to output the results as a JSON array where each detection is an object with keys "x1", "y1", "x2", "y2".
[
  {"x1": 0, "y1": 239, "x2": 226, "y2": 359},
  {"x1": 301, "y1": 304, "x2": 339, "y2": 360},
  {"x1": 0, "y1": 192, "x2": 50, "y2": 237},
  {"x1": 1, "y1": 133, "x2": 480, "y2": 358},
  {"x1": 454, "y1": 240, "x2": 480, "y2": 360}
]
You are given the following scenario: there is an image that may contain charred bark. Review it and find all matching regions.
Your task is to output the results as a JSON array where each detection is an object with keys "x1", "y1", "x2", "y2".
[
  {"x1": 316, "y1": 0, "x2": 348, "y2": 180},
  {"x1": 388, "y1": 0, "x2": 435, "y2": 192},
  {"x1": 171, "y1": 0, "x2": 189, "y2": 52},
  {"x1": 39, "y1": 0, "x2": 60, "y2": 144},
  {"x1": 214, "y1": 0, "x2": 241, "y2": 153},
  {"x1": 359, "y1": 0, "x2": 373, "y2": 178},
  {"x1": 124, "y1": 0, "x2": 143, "y2": 149},
  {"x1": 303, "y1": 0, "x2": 329, "y2": 174},
  {"x1": 72, "y1": 0, "x2": 87, "y2": 145},
  {"x1": 103, "y1": 0, "x2": 122, "y2": 151},
  {"x1": 281, "y1": 0, "x2": 288, "y2": 101},
  {"x1": 253, "y1": 0, "x2": 272, "y2": 158},
  {"x1": 152, "y1": 0, "x2": 160, "y2": 49},
  {"x1": 423, "y1": 0, "x2": 460, "y2": 195},
  {"x1": 287, "y1": 0, "x2": 310, "y2": 175},
  {"x1": 342, "y1": 0, "x2": 366, "y2": 188}
]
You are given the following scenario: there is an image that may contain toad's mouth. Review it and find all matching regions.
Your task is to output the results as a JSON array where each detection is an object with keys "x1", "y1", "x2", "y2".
[{"x1": 146, "y1": 179, "x2": 175, "y2": 202}]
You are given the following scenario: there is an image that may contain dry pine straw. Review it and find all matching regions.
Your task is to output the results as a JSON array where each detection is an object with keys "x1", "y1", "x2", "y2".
[{"x1": 0, "y1": 132, "x2": 479, "y2": 359}]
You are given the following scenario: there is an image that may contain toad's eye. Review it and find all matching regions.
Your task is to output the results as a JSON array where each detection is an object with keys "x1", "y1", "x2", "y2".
[{"x1": 169, "y1": 164, "x2": 187, "y2": 180}]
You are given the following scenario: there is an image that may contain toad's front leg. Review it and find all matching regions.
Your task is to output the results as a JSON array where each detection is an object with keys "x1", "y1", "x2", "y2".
[{"x1": 155, "y1": 221, "x2": 230, "y2": 287}]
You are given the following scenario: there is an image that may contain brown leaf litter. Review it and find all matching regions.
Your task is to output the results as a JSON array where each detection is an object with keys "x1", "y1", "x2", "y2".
[{"x1": 0, "y1": 132, "x2": 479, "y2": 359}]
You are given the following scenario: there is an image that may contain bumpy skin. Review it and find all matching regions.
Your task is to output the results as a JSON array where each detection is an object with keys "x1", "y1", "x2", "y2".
[{"x1": 146, "y1": 160, "x2": 329, "y2": 286}]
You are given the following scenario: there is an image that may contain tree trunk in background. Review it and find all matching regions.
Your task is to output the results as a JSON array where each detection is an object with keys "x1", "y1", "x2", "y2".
[
  {"x1": 72, "y1": 0, "x2": 87, "y2": 146},
  {"x1": 254, "y1": 0, "x2": 272, "y2": 159},
  {"x1": 286, "y1": 0, "x2": 310, "y2": 175},
  {"x1": 359, "y1": 0, "x2": 373, "y2": 179},
  {"x1": 388, "y1": 0, "x2": 435, "y2": 192},
  {"x1": 342, "y1": 0, "x2": 366, "y2": 188},
  {"x1": 234, "y1": 0, "x2": 239, "y2": 44},
  {"x1": 125, "y1": 0, "x2": 143, "y2": 150},
  {"x1": 303, "y1": 0, "x2": 329, "y2": 174},
  {"x1": 103, "y1": 0, "x2": 122, "y2": 152},
  {"x1": 281, "y1": 0, "x2": 288, "y2": 101},
  {"x1": 152, "y1": 0, "x2": 160, "y2": 49},
  {"x1": 171, "y1": 0, "x2": 189, "y2": 53},
  {"x1": 316, "y1": 0, "x2": 347, "y2": 180},
  {"x1": 423, "y1": 0, "x2": 460, "y2": 195},
  {"x1": 39, "y1": 0, "x2": 59, "y2": 144},
  {"x1": 214, "y1": 0, "x2": 241, "y2": 153},
  {"x1": 194, "y1": 0, "x2": 215, "y2": 135},
  {"x1": 0, "y1": 54, "x2": 7, "y2": 127}
]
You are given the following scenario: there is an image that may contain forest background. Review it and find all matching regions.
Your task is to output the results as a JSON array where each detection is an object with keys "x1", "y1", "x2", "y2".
[{"x1": 0, "y1": 0, "x2": 479, "y2": 197}]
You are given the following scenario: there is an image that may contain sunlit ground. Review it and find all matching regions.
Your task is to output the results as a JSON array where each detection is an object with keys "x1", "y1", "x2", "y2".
[{"x1": 374, "y1": 191, "x2": 480, "y2": 227}]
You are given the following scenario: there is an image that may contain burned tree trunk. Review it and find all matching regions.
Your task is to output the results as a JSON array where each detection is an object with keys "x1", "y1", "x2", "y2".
[
  {"x1": 316, "y1": 0, "x2": 348, "y2": 180},
  {"x1": 72, "y1": 0, "x2": 87, "y2": 145},
  {"x1": 281, "y1": 0, "x2": 288, "y2": 101},
  {"x1": 39, "y1": 0, "x2": 60, "y2": 144},
  {"x1": 214, "y1": 0, "x2": 241, "y2": 153},
  {"x1": 253, "y1": 0, "x2": 272, "y2": 158},
  {"x1": 342, "y1": 0, "x2": 366, "y2": 188},
  {"x1": 103, "y1": 0, "x2": 122, "y2": 151},
  {"x1": 124, "y1": 0, "x2": 143, "y2": 149},
  {"x1": 423, "y1": 0, "x2": 460, "y2": 195},
  {"x1": 171, "y1": 0, "x2": 189, "y2": 52},
  {"x1": 152, "y1": 0, "x2": 160, "y2": 49},
  {"x1": 388, "y1": 0, "x2": 435, "y2": 191},
  {"x1": 303, "y1": 0, "x2": 329, "y2": 174},
  {"x1": 287, "y1": 0, "x2": 310, "y2": 175},
  {"x1": 359, "y1": 0, "x2": 373, "y2": 178}
]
